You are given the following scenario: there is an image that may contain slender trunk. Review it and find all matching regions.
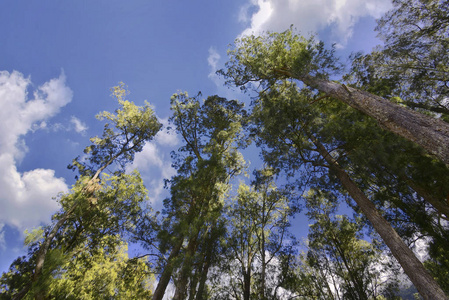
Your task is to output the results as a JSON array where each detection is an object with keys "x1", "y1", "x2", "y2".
[
  {"x1": 188, "y1": 267, "x2": 199, "y2": 300},
  {"x1": 260, "y1": 226, "x2": 266, "y2": 300},
  {"x1": 277, "y1": 69, "x2": 449, "y2": 165},
  {"x1": 153, "y1": 237, "x2": 184, "y2": 300},
  {"x1": 402, "y1": 174, "x2": 449, "y2": 220},
  {"x1": 195, "y1": 230, "x2": 215, "y2": 300},
  {"x1": 194, "y1": 247, "x2": 212, "y2": 300},
  {"x1": 173, "y1": 235, "x2": 198, "y2": 300},
  {"x1": 243, "y1": 261, "x2": 251, "y2": 300},
  {"x1": 311, "y1": 136, "x2": 448, "y2": 300}
]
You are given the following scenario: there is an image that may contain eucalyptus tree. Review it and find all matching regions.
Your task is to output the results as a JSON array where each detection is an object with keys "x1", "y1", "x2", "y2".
[
  {"x1": 2, "y1": 83, "x2": 162, "y2": 300},
  {"x1": 47, "y1": 236, "x2": 153, "y2": 299},
  {"x1": 302, "y1": 190, "x2": 399, "y2": 300},
  {"x1": 152, "y1": 92, "x2": 247, "y2": 300},
  {"x1": 324, "y1": 96, "x2": 449, "y2": 294},
  {"x1": 245, "y1": 79, "x2": 448, "y2": 299},
  {"x1": 219, "y1": 28, "x2": 449, "y2": 166},
  {"x1": 349, "y1": 0, "x2": 449, "y2": 119},
  {"x1": 211, "y1": 168, "x2": 294, "y2": 300}
]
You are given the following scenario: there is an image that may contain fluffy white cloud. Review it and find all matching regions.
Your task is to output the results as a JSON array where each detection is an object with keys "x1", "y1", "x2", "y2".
[
  {"x1": 239, "y1": 0, "x2": 391, "y2": 45},
  {"x1": 70, "y1": 116, "x2": 88, "y2": 134},
  {"x1": 207, "y1": 47, "x2": 222, "y2": 86},
  {"x1": 154, "y1": 118, "x2": 179, "y2": 147},
  {"x1": 0, "y1": 223, "x2": 5, "y2": 250},
  {"x1": 0, "y1": 70, "x2": 72, "y2": 232}
]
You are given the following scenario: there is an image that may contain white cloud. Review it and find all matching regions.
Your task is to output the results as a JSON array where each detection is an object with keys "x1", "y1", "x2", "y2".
[
  {"x1": 239, "y1": 0, "x2": 391, "y2": 45},
  {"x1": 154, "y1": 118, "x2": 179, "y2": 147},
  {"x1": 0, "y1": 223, "x2": 5, "y2": 250},
  {"x1": 0, "y1": 70, "x2": 72, "y2": 232},
  {"x1": 207, "y1": 47, "x2": 222, "y2": 87},
  {"x1": 129, "y1": 142, "x2": 176, "y2": 204},
  {"x1": 240, "y1": 0, "x2": 273, "y2": 37},
  {"x1": 70, "y1": 116, "x2": 88, "y2": 134}
]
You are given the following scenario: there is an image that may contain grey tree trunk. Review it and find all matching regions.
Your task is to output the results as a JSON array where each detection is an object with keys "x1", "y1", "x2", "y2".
[
  {"x1": 310, "y1": 136, "x2": 448, "y2": 300},
  {"x1": 153, "y1": 237, "x2": 184, "y2": 300},
  {"x1": 173, "y1": 235, "x2": 198, "y2": 300},
  {"x1": 277, "y1": 69, "x2": 449, "y2": 166}
]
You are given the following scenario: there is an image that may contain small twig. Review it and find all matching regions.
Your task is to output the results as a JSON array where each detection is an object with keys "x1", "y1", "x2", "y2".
[{"x1": 309, "y1": 94, "x2": 330, "y2": 105}]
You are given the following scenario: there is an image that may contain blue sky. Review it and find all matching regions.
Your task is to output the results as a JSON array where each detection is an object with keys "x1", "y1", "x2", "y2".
[{"x1": 0, "y1": 0, "x2": 392, "y2": 273}]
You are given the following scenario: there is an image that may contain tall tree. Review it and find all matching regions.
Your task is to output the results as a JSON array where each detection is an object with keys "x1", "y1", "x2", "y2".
[
  {"x1": 247, "y1": 80, "x2": 448, "y2": 299},
  {"x1": 3, "y1": 83, "x2": 161, "y2": 300},
  {"x1": 219, "y1": 29, "x2": 449, "y2": 166},
  {"x1": 211, "y1": 169, "x2": 294, "y2": 300},
  {"x1": 152, "y1": 92, "x2": 247, "y2": 300},
  {"x1": 301, "y1": 190, "x2": 399, "y2": 300},
  {"x1": 349, "y1": 0, "x2": 449, "y2": 119}
]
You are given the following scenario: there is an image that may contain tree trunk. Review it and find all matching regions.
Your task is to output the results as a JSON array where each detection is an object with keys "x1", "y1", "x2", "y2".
[
  {"x1": 173, "y1": 235, "x2": 198, "y2": 300},
  {"x1": 260, "y1": 225, "x2": 266, "y2": 300},
  {"x1": 311, "y1": 136, "x2": 448, "y2": 300},
  {"x1": 277, "y1": 69, "x2": 449, "y2": 166},
  {"x1": 195, "y1": 230, "x2": 215, "y2": 300},
  {"x1": 243, "y1": 263, "x2": 251, "y2": 300},
  {"x1": 153, "y1": 237, "x2": 184, "y2": 300}
]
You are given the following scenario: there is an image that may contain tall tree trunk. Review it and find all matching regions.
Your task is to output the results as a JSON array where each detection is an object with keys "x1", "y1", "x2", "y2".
[
  {"x1": 260, "y1": 225, "x2": 266, "y2": 300},
  {"x1": 195, "y1": 228, "x2": 216, "y2": 300},
  {"x1": 173, "y1": 235, "x2": 198, "y2": 300},
  {"x1": 188, "y1": 267, "x2": 200, "y2": 300},
  {"x1": 153, "y1": 237, "x2": 184, "y2": 300},
  {"x1": 277, "y1": 69, "x2": 449, "y2": 165},
  {"x1": 195, "y1": 253, "x2": 212, "y2": 300},
  {"x1": 310, "y1": 136, "x2": 448, "y2": 300},
  {"x1": 243, "y1": 262, "x2": 251, "y2": 300}
]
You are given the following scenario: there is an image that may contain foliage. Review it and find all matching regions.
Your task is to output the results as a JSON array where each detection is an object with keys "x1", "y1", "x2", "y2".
[
  {"x1": 3, "y1": 1, "x2": 449, "y2": 298},
  {"x1": 49, "y1": 236, "x2": 153, "y2": 299},
  {"x1": 219, "y1": 28, "x2": 341, "y2": 91},
  {"x1": 151, "y1": 92, "x2": 248, "y2": 300},
  {"x1": 210, "y1": 169, "x2": 296, "y2": 300},
  {"x1": 348, "y1": 0, "x2": 449, "y2": 119},
  {"x1": 1, "y1": 83, "x2": 161, "y2": 299}
]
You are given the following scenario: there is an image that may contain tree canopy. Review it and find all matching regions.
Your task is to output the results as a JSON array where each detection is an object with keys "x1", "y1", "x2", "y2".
[{"x1": 2, "y1": 1, "x2": 449, "y2": 299}]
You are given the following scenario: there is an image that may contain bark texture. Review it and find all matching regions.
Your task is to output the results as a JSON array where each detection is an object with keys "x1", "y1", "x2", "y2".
[
  {"x1": 276, "y1": 69, "x2": 449, "y2": 166},
  {"x1": 303, "y1": 74, "x2": 449, "y2": 165}
]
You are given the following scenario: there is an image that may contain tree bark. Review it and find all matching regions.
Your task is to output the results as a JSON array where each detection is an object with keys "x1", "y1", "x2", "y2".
[
  {"x1": 173, "y1": 235, "x2": 198, "y2": 300},
  {"x1": 243, "y1": 262, "x2": 251, "y2": 300},
  {"x1": 277, "y1": 69, "x2": 449, "y2": 166},
  {"x1": 310, "y1": 136, "x2": 448, "y2": 300},
  {"x1": 153, "y1": 237, "x2": 184, "y2": 300},
  {"x1": 195, "y1": 228, "x2": 216, "y2": 300}
]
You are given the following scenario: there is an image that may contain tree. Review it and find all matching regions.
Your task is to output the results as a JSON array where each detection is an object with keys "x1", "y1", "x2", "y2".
[
  {"x1": 247, "y1": 79, "x2": 448, "y2": 299},
  {"x1": 301, "y1": 190, "x2": 399, "y2": 300},
  {"x1": 219, "y1": 28, "x2": 449, "y2": 166},
  {"x1": 211, "y1": 169, "x2": 294, "y2": 300},
  {"x1": 349, "y1": 0, "x2": 449, "y2": 119},
  {"x1": 48, "y1": 236, "x2": 153, "y2": 299},
  {"x1": 151, "y1": 92, "x2": 247, "y2": 300},
  {"x1": 3, "y1": 83, "x2": 162, "y2": 299}
]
